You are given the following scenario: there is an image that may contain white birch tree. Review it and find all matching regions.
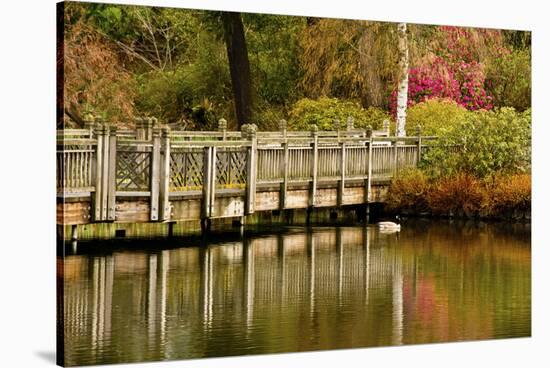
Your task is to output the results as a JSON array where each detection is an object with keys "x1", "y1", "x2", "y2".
[{"x1": 396, "y1": 22, "x2": 409, "y2": 137}]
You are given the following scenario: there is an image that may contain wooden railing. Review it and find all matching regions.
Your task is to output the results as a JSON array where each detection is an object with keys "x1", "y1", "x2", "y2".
[{"x1": 57, "y1": 117, "x2": 437, "y2": 223}]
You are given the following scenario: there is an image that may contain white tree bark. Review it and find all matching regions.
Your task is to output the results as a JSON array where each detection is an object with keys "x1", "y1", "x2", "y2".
[{"x1": 396, "y1": 22, "x2": 409, "y2": 137}]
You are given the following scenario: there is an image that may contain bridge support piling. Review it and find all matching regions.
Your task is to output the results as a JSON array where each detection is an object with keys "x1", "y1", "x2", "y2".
[
  {"x1": 71, "y1": 240, "x2": 78, "y2": 255},
  {"x1": 167, "y1": 222, "x2": 174, "y2": 238},
  {"x1": 200, "y1": 218, "x2": 212, "y2": 234},
  {"x1": 71, "y1": 224, "x2": 78, "y2": 241}
]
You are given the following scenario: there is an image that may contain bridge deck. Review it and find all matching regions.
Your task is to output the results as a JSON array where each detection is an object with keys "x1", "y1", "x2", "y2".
[{"x1": 57, "y1": 121, "x2": 434, "y2": 227}]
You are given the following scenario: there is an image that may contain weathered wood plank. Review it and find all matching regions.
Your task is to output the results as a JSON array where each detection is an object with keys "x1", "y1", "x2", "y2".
[
  {"x1": 212, "y1": 196, "x2": 245, "y2": 218},
  {"x1": 285, "y1": 190, "x2": 310, "y2": 209},
  {"x1": 256, "y1": 191, "x2": 280, "y2": 211},
  {"x1": 115, "y1": 200, "x2": 150, "y2": 223},
  {"x1": 57, "y1": 201, "x2": 91, "y2": 225},
  {"x1": 171, "y1": 199, "x2": 202, "y2": 221}
]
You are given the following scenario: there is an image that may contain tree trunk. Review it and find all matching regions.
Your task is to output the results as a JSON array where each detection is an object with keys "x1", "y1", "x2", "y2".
[
  {"x1": 221, "y1": 12, "x2": 252, "y2": 128},
  {"x1": 396, "y1": 23, "x2": 409, "y2": 137}
]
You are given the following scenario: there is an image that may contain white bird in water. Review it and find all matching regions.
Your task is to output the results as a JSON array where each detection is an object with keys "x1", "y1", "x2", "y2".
[{"x1": 376, "y1": 215, "x2": 401, "y2": 232}]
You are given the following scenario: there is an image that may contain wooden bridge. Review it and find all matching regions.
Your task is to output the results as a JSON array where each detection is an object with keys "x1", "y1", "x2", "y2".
[{"x1": 57, "y1": 117, "x2": 435, "y2": 237}]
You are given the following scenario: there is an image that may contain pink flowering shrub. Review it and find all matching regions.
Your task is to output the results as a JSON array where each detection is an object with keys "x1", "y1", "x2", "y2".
[
  {"x1": 389, "y1": 26, "x2": 502, "y2": 115},
  {"x1": 389, "y1": 58, "x2": 460, "y2": 114},
  {"x1": 455, "y1": 61, "x2": 493, "y2": 110}
]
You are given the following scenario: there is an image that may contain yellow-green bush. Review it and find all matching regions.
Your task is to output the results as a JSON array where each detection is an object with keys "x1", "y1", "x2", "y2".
[
  {"x1": 288, "y1": 97, "x2": 390, "y2": 131},
  {"x1": 406, "y1": 99, "x2": 468, "y2": 136},
  {"x1": 421, "y1": 107, "x2": 531, "y2": 178},
  {"x1": 485, "y1": 49, "x2": 531, "y2": 111}
]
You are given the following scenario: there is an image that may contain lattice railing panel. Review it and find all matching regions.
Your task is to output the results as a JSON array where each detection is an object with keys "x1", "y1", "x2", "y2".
[
  {"x1": 169, "y1": 150, "x2": 204, "y2": 191},
  {"x1": 116, "y1": 151, "x2": 151, "y2": 191},
  {"x1": 216, "y1": 148, "x2": 247, "y2": 189}
]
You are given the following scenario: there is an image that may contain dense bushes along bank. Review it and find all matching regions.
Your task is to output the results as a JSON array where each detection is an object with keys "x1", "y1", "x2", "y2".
[
  {"x1": 383, "y1": 100, "x2": 530, "y2": 221},
  {"x1": 385, "y1": 170, "x2": 531, "y2": 220}
]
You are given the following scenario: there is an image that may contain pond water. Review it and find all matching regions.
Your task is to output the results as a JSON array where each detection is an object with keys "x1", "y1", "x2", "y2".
[{"x1": 59, "y1": 219, "x2": 531, "y2": 366}]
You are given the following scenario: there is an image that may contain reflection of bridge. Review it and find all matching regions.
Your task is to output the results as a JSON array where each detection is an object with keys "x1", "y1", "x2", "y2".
[
  {"x1": 61, "y1": 227, "x2": 408, "y2": 364},
  {"x1": 58, "y1": 118, "x2": 436, "y2": 239}
]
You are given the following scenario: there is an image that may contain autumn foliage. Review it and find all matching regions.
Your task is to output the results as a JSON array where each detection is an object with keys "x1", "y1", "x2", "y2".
[
  {"x1": 386, "y1": 170, "x2": 531, "y2": 219},
  {"x1": 62, "y1": 5, "x2": 136, "y2": 126}
]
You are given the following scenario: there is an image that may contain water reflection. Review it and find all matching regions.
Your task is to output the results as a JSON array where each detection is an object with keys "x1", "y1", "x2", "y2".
[{"x1": 61, "y1": 220, "x2": 531, "y2": 366}]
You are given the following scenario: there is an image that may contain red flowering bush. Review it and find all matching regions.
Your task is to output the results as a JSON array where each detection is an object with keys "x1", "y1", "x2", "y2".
[
  {"x1": 389, "y1": 25, "x2": 503, "y2": 115},
  {"x1": 389, "y1": 58, "x2": 492, "y2": 115},
  {"x1": 389, "y1": 58, "x2": 460, "y2": 114},
  {"x1": 455, "y1": 61, "x2": 493, "y2": 110}
]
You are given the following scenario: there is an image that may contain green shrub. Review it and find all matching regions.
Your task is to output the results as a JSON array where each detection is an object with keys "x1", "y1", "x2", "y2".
[
  {"x1": 406, "y1": 99, "x2": 468, "y2": 136},
  {"x1": 485, "y1": 49, "x2": 531, "y2": 111},
  {"x1": 421, "y1": 107, "x2": 531, "y2": 178},
  {"x1": 288, "y1": 97, "x2": 390, "y2": 131},
  {"x1": 252, "y1": 103, "x2": 287, "y2": 131},
  {"x1": 135, "y1": 31, "x2": 231, "y2": 129}
]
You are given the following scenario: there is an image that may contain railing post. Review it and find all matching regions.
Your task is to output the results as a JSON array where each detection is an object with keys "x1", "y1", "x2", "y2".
[
  {"x1": 333, "y1": 118, "x2": 340, "y2": 140},
  {"x1": 100, "y1": 119, "x2": 110, "y2": 221},
  {"x1": 279, "y1": 119, "x2": 288, "y2": 210},
  {"x1": 339, "y1": 140, "x2": 346, "y2": 206},
  {"x1": 280, "y1": 136, "x2": 289, "y2": 210},
  {"x1": 310, "y1": 125, "x2": 319, "y2": 207},
  {"x1": 84, "y1": 113, "x2": 94, "y2": 138},
  {"x1": 279, "y1": 119, "x2": 287, "y2": 139},
  {"x1": 244, "y1": 124, "x2": 257, "y2": 215},
  {"x1": 366, "y1": 126, "x2": 373, "y2": 204},
  {"x1": 218, "y1": 118, "x2": 227, "y2": 141},
  {"x1": 416, "y1": 125, "x2": 422, "y2": 165},
  {"x1": 150, "y1": 126, "x2": 161, "y2": 221},
  {"x1": 346, "y1": 116, "x2": 354, "y2": 132},
  {"x1": 106, "y1": 125, "x2": 117, "y2": 221},
  {"x1": 93, "y1": 121, "x2": 105, "y2": 221},
  {"x1": 202, "y1": 146, "x2": 214, "y2": 220},
  {"x1": 383, "y1": 119, "x2": 390, "y2": 137},
  {"x1": 393, "y1": 135, "x2": 399, "y2": 176},
  {"x1": 159, "y1": 126, "x2": 171, "y2": 221},
  {"x1": 136, "y1": 117, "x2": 153, "y2": 141}
]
